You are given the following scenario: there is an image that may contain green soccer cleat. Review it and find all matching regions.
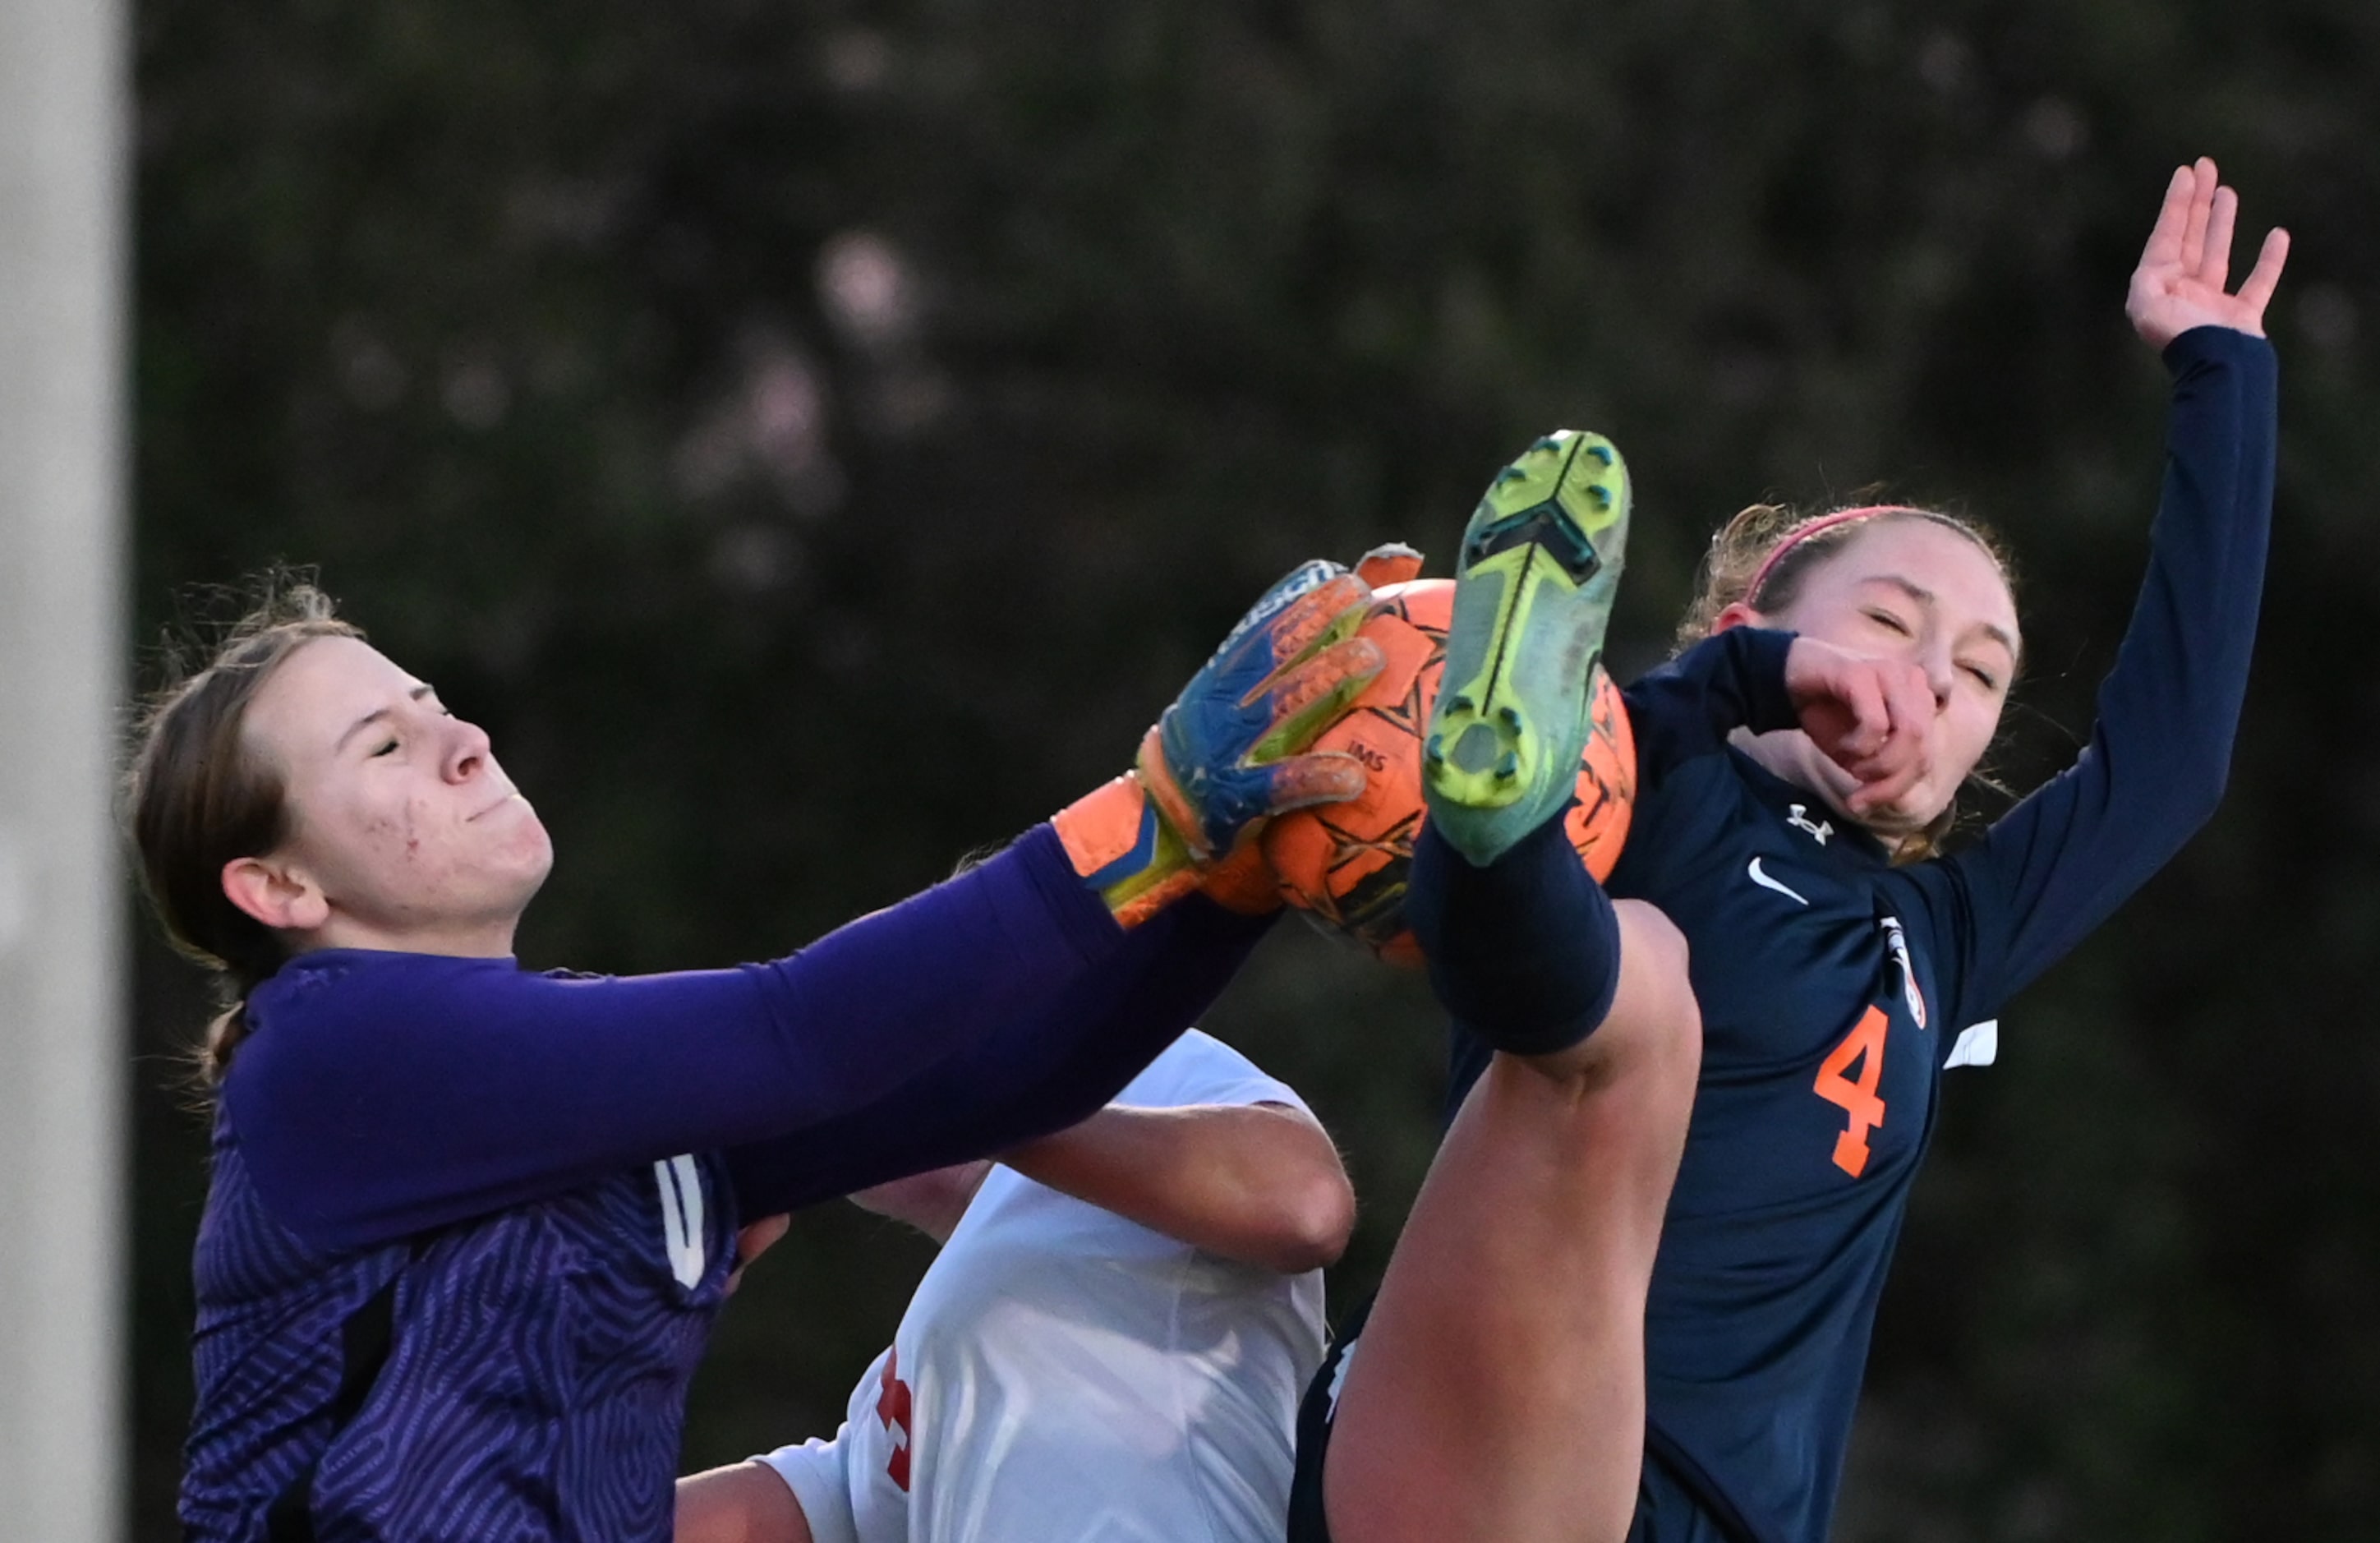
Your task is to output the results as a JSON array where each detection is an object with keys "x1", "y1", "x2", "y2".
[{"x1": 1422, "y1": 429, "x2": 1632, "y2": 866}]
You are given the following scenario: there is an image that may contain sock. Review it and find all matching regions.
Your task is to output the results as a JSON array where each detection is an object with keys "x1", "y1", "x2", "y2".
[{"x1": 1405, "y1": 807, "x2": 1623, "y2": 1058}]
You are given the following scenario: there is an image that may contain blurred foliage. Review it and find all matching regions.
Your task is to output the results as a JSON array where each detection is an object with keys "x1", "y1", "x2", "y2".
[{"x1": 129, "y1": 0, "x2": 2380, "y2": 1536}]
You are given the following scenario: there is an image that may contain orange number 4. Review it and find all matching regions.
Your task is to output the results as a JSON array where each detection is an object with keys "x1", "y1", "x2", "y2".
[{"x1": 1813, "y1": 1006, "x2": 1889, "y2": 1177}]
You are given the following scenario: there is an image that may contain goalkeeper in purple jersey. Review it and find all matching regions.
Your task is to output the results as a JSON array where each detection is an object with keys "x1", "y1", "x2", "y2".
[
  {"x1": 1291, "y1": 160, "x2": 2288, "y2": 1543},
  {"x1": 131, "y1": 552, "x2": 1403, "y2": 1542}
]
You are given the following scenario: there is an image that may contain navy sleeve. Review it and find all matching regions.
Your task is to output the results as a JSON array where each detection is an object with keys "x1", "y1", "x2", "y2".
[
  {"x1": 1922, "y1": 326, "x2": 2277, "y2": 1020},
  {"x1": 228, "y1": 823, "x2": 1165, "y2": 1250},
  {"x1": 722, "y1": 896, "x2": 1273, "y2": 1214},
  {"x1": 1623, "y1": 625, "x2": 1801, "y2": 787}
]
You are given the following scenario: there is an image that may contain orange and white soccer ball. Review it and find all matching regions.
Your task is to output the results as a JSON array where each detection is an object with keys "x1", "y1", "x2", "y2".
[{"x1": 1262, "y1": 578, "x2": 1635, "y2": 963}]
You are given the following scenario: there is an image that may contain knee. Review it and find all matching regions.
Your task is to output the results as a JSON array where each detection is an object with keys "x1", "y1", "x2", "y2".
[
  {"x1": 1616, "y1": 900, "x2": 1696, "y2": 1035},
  {"x1": 1554, "y1": 900, "x2": 1700, "y2": 1111},
  {"x1": 1618, "y1": 897, "x2": 1687, "y2": 970}
]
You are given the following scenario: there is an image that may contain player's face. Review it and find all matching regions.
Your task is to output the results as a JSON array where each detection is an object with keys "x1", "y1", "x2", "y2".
[
  {"x1": 242, "y1": 636, "x2": 553, "y2": 948},
  {"x1": 1762, "y1": 519, "x2": 2019, "y2": 834}
]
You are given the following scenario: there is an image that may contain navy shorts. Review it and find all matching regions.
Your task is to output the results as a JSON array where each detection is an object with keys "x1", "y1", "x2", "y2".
[{"x1": 1285, "y1": 1294, "x2": 1739, "y2": 1543}]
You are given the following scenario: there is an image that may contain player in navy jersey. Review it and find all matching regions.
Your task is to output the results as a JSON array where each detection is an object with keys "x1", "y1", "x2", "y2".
[
  {"x1": 1288, "y1": 159, "x2": 2288, "y2": 1543},
  {"x1": 130, "y1": 552, "x2": 1405, "y2": 1542}
]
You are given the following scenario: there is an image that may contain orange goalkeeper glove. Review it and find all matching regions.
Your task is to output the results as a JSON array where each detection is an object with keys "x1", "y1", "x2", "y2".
[{"x1": 1055, "y1": 546, "x2": 1421, "y2": 926}]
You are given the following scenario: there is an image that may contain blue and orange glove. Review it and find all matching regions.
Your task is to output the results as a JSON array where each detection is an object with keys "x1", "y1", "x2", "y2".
[{"x1": 1056, "y1": 546, "x2": 1423, "y2": 926}]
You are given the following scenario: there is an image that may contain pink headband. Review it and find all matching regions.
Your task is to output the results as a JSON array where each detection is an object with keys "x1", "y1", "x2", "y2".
[{"x1": 1743, "y1": 504, "x2": 1908, "y2": 607}]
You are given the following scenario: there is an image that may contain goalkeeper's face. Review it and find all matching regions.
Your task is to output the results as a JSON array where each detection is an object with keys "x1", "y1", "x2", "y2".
[{"x1": 229, "y1": 635, "x2": 555, "y2": 955}]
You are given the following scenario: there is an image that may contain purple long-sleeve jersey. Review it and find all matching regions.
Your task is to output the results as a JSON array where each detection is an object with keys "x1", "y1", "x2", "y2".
[{"x1": 178, "y1": 823, "x2": 1271, "y2": 1541}]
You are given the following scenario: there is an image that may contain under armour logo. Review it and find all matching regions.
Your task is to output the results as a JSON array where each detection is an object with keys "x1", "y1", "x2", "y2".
[{"x1": 1788, "y1": 804, "x2": 1834, "y2": 845}]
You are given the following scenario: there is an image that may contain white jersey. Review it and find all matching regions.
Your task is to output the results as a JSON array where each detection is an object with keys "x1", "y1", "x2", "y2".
[{"x1": 758, "y1": 1030, "x2": 1328, "y2": 1543}]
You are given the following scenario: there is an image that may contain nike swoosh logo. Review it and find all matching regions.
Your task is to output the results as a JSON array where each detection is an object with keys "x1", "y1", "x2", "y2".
[{"x1": 1747, "y1": 857, "x2": 1809, "y2": 905}]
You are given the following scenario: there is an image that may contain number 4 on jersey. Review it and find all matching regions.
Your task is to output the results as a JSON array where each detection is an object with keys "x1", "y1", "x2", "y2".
[{"x1": 1813, "y1": 1006, "x2": 1888, "y2": 1177}]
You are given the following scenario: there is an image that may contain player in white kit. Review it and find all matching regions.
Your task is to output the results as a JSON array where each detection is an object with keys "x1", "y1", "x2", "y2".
[{"x1": 676, "y1": 1029, "x2": 1354, "y2": 1543}]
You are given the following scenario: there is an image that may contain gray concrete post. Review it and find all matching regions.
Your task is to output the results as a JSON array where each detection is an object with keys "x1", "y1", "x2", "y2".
[{"x1": 0, "y1": 0, "x2": 129, "y2": 1535}]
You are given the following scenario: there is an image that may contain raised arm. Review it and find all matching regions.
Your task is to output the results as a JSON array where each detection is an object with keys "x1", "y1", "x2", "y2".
[
  {"x1": 812, "y1": 1058, "x2": 1354, "y2": 1269},
  {"x1": 235, "y1": 826, "x2": 1127, "y2": 1248},
  {"x1": 1632, "y1": 624, "x2": 1934, "y2": 812},
  {"x1": 234, "y1": 562, "x2": 1393, "y2": 1251},
  {"x1": 1004, "y1": 1099, "x2": 1355, "y2": 1274},
  {"x1": 721, "y1": 895, "x2": 1272, "y2": 1215},
  {"x1": 1942, "y1": 160, "x2": 2286, "y2": 1004},
  {"x1": 1623, "y1": 626, "x2": 1802, "y2": 785}
]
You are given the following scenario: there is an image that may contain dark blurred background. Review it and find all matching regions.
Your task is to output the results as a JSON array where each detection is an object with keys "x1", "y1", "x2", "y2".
[{"x1": 127, "y1": 2, "x2": 2380, "y2": 1537}]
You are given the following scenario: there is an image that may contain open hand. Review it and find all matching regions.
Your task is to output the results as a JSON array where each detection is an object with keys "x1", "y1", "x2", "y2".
[
  {"x1": 1139, "y1": 550, "x2": 1418, "y2": 862},
  {"x1": 2127, "y1": 158, "x2": 2290, "y2": 350},
  {"x1": 1784, "y1": 638, "x2": 1933, "y2": 817}
]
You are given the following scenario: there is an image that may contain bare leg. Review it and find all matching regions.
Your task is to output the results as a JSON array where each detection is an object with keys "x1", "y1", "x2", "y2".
[{"x1": 1323, "y1": 899, "x2": 1699, "y2": 1543}]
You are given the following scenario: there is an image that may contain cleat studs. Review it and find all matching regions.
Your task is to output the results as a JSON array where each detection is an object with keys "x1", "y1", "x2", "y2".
[
  {"x1": 1448, "y1": 693, "x2": 1475, "y2": 716},
  {"x1": 1590, "y1": 486, "x2": 1610, "y2": 509},
  {"x1": 1586, "y1": 443, "x2": 1613, "y2": 466},
  {"x1": 1498, "y1": 706, "x2": 1522, "y2": 730},
  {"x1": 1425, "y1": 735, "x2": 1445, "y2": 765},
  {"x1": 1494, "y1": 751, "x2": 1519, "y2": 780}
]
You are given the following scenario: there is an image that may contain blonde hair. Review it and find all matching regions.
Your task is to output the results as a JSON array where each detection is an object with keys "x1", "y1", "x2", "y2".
[
  {"x1": 1675, "y1": 502, "x2": 2016, "y2": 652},
  {"x1": 1675, "y1": 502, "x2": 2019, "y2": 862}
]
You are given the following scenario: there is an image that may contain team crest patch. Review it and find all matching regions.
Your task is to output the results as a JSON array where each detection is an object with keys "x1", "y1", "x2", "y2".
[{"x1": 1878, "y1": 916, "x2": 1927, "y2": 1029}]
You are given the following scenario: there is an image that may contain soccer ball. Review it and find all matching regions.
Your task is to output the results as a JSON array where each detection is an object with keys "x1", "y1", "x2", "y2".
[{"x1": 1263, "y1": 578, "x2": 1635, "y2": 964}]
